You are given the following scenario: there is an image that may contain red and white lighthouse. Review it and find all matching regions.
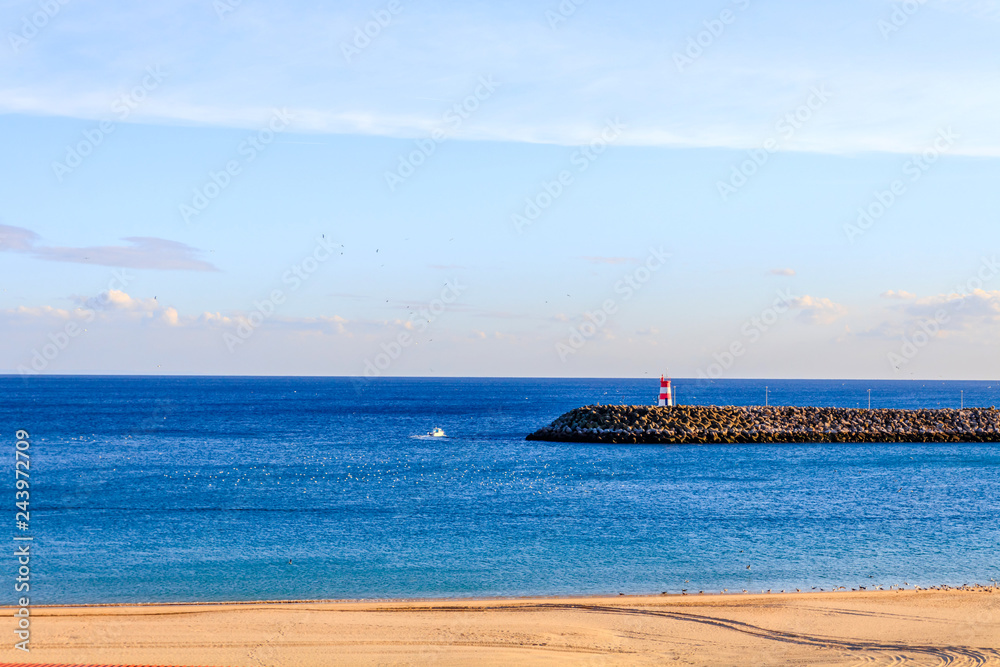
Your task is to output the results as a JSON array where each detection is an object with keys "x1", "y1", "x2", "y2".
[{"x1": 658, "y1": 375, "x2": 674, "y2": 407}]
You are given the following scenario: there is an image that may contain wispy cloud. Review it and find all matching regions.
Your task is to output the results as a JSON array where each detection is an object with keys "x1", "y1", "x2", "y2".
[
  {"x1": 329, "y1": 292, "x2": 373, "y2": 300},
  {"x1": 935, "y1": 0, "x2": 1000, "y2": 20},
  {"x1": 850, "y1": 289, "x2": 1000, "y2": 341},
  {"x1": 4, "y1": 3, "x2": 1000, "y2": 154},
  {"x1": 880, "y1": 289, "x2": 916, "y2": 299},
  {"x1": 0, "y1": 225, "x2": 37, "y2": 251},
  {"x1": 788, "y1": 295, "x2": 848, "y2": 325},
  {"x1": 2, "y1": 290, "x2": 336, "y2": 332},
  {"x1": 905, "y1": 289, "x2": 1000, "y2": 330},
  {"x1": 769, "y1": 268, "x2": 796, "y2": 277},
  {"x1": 0, "y1": 225, "x2": 217, "y2": 271}
]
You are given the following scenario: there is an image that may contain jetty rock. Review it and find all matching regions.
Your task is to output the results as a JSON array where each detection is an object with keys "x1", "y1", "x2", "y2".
[{"x1": 525, "y1": 404, "x2": 1000, "y2": 444}]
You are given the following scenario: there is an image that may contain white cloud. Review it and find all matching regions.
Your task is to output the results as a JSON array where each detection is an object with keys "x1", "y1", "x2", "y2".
[
  {"x1": 79, "y1": 290, "x2": 157, "y2": 313},
  {"x1": 880, "y1": 290, "x2": 916, "y2": 299},
  {"x1": 7, "y1": 305, "x2": 75, "y2": 320},
  {"x1": 3, "y1": 291, "x2": 352, "y2": 332},
  {"x1": 769, "y1": 268, "x2": 796, "y2": 277},
  {"x1": 788, "y1": 295, "x2": 848, "y2": 325}
]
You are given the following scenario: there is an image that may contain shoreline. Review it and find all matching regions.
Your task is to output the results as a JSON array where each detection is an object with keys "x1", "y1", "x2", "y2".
[
  {"x1": 14, "y1": 580, "x2": 998, "y2": 608},
  {"x1": 4, "y1": 589, "x2": 997, "y2": 665}
]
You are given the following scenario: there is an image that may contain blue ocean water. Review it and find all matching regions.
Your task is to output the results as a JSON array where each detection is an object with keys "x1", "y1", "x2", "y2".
[{"x1": 2, "y1": 376, "x2": 999, "y2": 604}]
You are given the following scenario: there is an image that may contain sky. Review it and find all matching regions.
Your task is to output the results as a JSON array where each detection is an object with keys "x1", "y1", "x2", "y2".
[{"x1": 1, "y1": 0, "x2": 999, "y2": 378}]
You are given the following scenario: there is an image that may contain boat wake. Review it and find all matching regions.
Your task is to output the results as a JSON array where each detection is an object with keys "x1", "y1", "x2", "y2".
[{"x1": 412, "y1": 428, "x2": 448, "y2": 440}]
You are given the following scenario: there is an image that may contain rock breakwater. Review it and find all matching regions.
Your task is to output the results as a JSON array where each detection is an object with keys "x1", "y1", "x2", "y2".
[{"x1": 526, "y1": 405, "x2": 1000, "y2": 444}]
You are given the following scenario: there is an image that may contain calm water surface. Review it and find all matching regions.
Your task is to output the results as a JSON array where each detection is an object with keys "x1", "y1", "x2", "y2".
[{"x1": 2, "y1": 376, "x2": 998, "y2": 604}]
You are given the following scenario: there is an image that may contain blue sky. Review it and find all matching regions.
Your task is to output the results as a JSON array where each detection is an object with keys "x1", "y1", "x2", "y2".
[{"x1": 1, "y1": 0, "x2": 999, "y2": 378}]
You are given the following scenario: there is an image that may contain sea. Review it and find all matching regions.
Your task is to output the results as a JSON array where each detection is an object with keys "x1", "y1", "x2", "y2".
[{"x1": 2, "y1": 376, "x2": 998, "y2": 605}]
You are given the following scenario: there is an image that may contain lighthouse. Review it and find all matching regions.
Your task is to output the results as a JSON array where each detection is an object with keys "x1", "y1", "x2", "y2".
[{"x1": 658, "y1": 375, "x2": 674, "y2": 407}]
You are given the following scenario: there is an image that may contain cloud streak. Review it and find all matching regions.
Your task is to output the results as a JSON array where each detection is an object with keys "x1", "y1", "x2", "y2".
[
  {"x1": 0, "y1": 225, "x2": 218, "y2": 271},
  {"x1": 582, "y1": 256, "x2": 640, "y2": 265},
  {"x1": 3, "y1": 2, "x2": 1000, "y2": 154}
]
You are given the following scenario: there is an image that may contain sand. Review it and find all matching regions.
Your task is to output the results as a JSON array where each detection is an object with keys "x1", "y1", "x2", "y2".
[{"x1": 3, "y1": 589, "x2": 998, "y2": 666}]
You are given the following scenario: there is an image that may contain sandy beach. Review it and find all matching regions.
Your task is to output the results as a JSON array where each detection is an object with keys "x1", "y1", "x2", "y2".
[{"x1": 3, "y1": 589, "x2": 997, "y2": 666}]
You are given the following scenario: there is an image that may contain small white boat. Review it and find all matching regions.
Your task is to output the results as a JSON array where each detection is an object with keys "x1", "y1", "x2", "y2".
[{"x1": 429, "y1": 427, "x2": 446, "y2": 437}]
